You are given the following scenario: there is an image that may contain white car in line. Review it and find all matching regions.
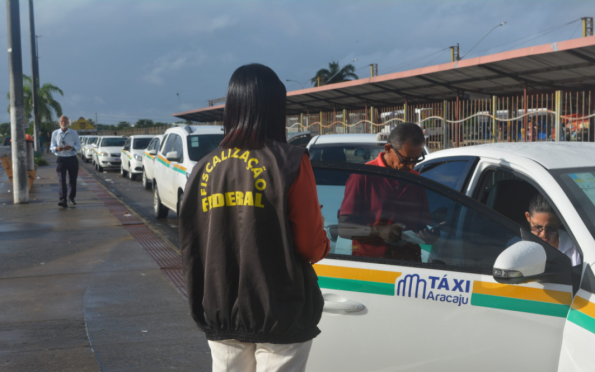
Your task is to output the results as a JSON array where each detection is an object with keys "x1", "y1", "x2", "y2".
[
  {"x1": 120, "y1": 135, "x2": 155, "y2": 181},
  {"x1": 306, "y1": 133, "x2": 429, "y2": 164},
  {"x1": 307, "y1": 142, "x2": 595, "y2": 371},
  {"x1": 82, "y1": 136, "x2": 98, "y2": 163},
  {"x1": 153, "y1": 125, "x2": 224, "y2": 218},
  {"x1": 91, "y1": 136, "x2": 127, "y2": 172},
  {"x1": 141, "y1": 135, "x2": 164, "y2": 190},
  {"x1": 77, "y1": 136, "x2": 87, "y2": 157}
]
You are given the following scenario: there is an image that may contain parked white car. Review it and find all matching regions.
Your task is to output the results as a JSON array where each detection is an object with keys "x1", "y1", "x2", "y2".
[
  {"x1": 153, "y1": 125, "x2": 224, "y2": 218},
  {"x1": 307, "y1": 133, "x2": 429, "y2": 164},
  {"x1": 141, "y1": 135, "x2": 164, "y2": 190},
  {"x1": 82, "y1": 136, "x2": 98, "y2": 163},
  {"x1": 77, "y1": 136, "x2": 87, "y2": 157},
  {"x1": 307, "y1": 142, "x2": 595, "y2": 371},
  {"x1": 91, "y1": 136, "x2": 127, "y2": 172},
  {"x1": 120, "y1": 135, "x2": 155, "y2": 181}
]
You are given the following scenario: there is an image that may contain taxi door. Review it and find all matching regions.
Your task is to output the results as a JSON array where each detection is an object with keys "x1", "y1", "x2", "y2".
[
  {"x1": 307, "y1": 163, "x2": 574, "y2": 372},
  {"x1": 155, "y1": 134, "x2": 176, "y2": 210},
  {"x1": 557, "y1": 264, "x2": 595, "y2": 371}
]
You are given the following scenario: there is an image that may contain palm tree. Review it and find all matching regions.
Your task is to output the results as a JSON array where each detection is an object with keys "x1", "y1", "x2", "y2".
[
  {"x1": 311, "y1": 60, "x2": 359, "y2": 87},
  {"x1": 6, "y1": 75, "x2": 64, "y2": 124}
]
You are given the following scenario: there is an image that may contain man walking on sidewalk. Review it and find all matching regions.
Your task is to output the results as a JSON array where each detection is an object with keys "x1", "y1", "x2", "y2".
[{"x1": 50, "y1": 115, "x2": 81, "y2": 208}]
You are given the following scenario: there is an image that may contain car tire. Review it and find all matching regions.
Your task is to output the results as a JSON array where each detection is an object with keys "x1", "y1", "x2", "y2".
[
  {"x1": 142, "y1": 170, "x2": 151, "y2": 190},
  {"x1": 153, "y1": 183, "x2": 169, "y2": 219},
  {"x1": 128, "y1": 164, "x2": 136, "y2": 180},
  {"x1": 177, "y1": 191, "x2": 184, "y2": 216},
  {"x1": 97, "y1": 163, "x2": 103, "y2": 172},
  {"x1": 121, "y1": 164, "x2": 127, "y2": 177}
]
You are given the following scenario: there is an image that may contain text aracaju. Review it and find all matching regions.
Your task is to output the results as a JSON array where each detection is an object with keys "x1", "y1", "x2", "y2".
[{"x1": 200, "y1": 148, "x2": 267, "y2": 212}]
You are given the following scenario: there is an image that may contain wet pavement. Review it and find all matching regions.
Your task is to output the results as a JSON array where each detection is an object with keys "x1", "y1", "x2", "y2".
[{"x1": 0, "y1": 146, "x2": 211, "y2": 371}]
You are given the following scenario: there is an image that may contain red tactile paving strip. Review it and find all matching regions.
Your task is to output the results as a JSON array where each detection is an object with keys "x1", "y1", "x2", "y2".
[{"x1": 80, "y1": 168, "x2": 187, "y2": 298}]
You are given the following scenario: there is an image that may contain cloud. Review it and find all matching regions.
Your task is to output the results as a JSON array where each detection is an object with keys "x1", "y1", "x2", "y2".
[{"x1": 141, "y1": 49, "x2": 207, "y2": 86}]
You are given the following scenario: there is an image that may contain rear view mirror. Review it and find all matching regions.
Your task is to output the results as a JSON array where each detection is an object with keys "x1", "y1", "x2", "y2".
[
  {"x1": 166, "y1": 151, "x2": 180, "y2": 161},
  {"x1": 493, "y1": 241, "x2": 546, "y2": 284}
]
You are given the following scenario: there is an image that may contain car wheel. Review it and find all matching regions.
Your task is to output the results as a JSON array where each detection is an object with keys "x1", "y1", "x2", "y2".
[
  {"x1": 142, "y1": 170, "x2": 151, "y2": 190},
  {"x1": 97, "y1": 163, "x2": 103, "y2": 172},
  {"x1": 121, "y1": 164, "x2": 127, "y2": 177},
  {"x1": 128, "y1": 164, "x2": 136, "y2": 180},
  {"x1": 177, "y1": 191, "x2": 184, "y2": 216},
  {"x1": 153, "y1": 183, "x2": 169, "y2": 219}
]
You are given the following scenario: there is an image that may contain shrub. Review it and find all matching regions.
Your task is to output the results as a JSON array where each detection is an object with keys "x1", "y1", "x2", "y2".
[{"x1": 34, "y1": 157, "x2": 48, "y2": 166}]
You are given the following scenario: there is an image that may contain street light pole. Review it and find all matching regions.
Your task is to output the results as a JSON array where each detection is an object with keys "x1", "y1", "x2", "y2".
[
  {"x1": 7, "y1": 0, "x2": 29, "y2": 203},
  {"x1": 28, "y1": 0, "x2": 40, "y2": 152},
  {"x1": 285, "y1": 79, "x2": 305, "y2": 89}
]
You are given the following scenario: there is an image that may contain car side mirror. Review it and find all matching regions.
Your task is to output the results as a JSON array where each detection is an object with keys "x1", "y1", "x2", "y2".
[
  {"x1": 493, "y1": 241, "x2": 546, "y2": 284},
  {"x1": 166, "y1": 151, "x2": 180, "y2": 161},
  {"x1": 148, "y1": 149, "x2": 157, "y2": 156}
]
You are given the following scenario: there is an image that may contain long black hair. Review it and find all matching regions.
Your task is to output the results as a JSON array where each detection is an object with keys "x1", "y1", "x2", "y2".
[{"x1": 220, "y1": 64, "x2": 287, "y2": 149}]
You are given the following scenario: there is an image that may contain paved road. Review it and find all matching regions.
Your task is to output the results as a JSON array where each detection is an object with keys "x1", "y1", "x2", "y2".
[{"x1": 78, "y1": 156, "x2": 180, "y2": 249}]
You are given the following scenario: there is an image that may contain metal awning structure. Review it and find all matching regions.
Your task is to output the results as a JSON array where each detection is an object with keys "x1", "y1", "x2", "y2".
[{"x1": 173, "y1": 36, "x2": 595, "y2": 122}]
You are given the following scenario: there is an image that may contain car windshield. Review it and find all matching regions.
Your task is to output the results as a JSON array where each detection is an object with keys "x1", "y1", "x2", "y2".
[
  {"x1": 551, "y1": 167, "x2": 595, "y2": 241},
  {"x1": 187, "y1": 134, "x2": 225, "y2": 161},
  {"x1": 101, "y1": 138, "x2": 126, "y2": 147},
  {"x1": 309, "y1": 143, "x2": 384, "y2": 164},
  {"x1": 87, "y1": 137, "x2": 98, "y2": 145},
  {"x1": 133, "y1": 138, "x2": 152, "y2": 150}
]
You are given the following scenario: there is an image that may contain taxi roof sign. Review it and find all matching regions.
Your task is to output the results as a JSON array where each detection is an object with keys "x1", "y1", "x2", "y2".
[{"x1": 70, "y1": 117, "x2": 96, "y2": 131}]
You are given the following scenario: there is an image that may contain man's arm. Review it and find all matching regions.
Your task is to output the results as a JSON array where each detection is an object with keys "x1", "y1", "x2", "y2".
[
  {"x1": 72, "y1": 131, "x2": 81, "y2": 152},
  {"x1": 49, "y1": 131, "x2": 58, "y2": 153}
]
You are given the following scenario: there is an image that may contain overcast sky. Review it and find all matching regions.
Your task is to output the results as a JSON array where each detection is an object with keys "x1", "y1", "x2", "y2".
[{"x1": 0, "y1": 0, "x2": 592, "y2": 125}]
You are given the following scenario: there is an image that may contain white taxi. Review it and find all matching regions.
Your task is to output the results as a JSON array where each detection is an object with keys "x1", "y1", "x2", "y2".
[
  {"x1": 141, "y1": 135, "x2": 164, "y2": 190},
  {"x1": 307, "y1": 142, "x2": 595, "y2": 371},
  {"x1": 120, "y1": 135, "x2": 155, "y2": 180},
  {"x1": 91, "y1": 136, "x2": 127, "y2": 172},
  {"x1": 82, "y1": 136, "x2": 98, "y2": 163},
  {"x1": 153, "y1": 125, "x2": 224, "y2": 218}
]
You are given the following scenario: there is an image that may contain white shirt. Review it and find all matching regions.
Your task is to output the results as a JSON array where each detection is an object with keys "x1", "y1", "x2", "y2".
[
  {"x1": 558, "y1": 230, "x2": 581, "y2": 266},
  {"x1": 50, "y1": 128, "x2": 80, "y2": 157}
]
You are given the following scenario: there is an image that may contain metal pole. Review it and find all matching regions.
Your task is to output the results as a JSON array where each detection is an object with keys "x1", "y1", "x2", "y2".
[
  {"x1": 28, "y1": 0, "x2": 40, "y2": 151},
  {"x1": 523, "y1": 86, "x2": 528, "y2": 142},
  {"x1": 7, "y1": 0, "x2": 29, "y2": 203},
  {"x1": 370, "y1": 65, "x2": 374, "y2": 78},
  {"x1": 492, "y1": 96, "x2": 497, "y2": 143},
  {"x1": 584, "y1": 18, "x2": 587, "y2": 38},
  {"x1": 450, "y1": 47, "x2": 455, "y2": 62},
  {"x1": 442, "y1": 100, "x2": 448, "y2": 149},
  {"x1": 455, "y1": 95, "x2": 460, "y2": 148},
  {"x1": 555, "y1": 90, "x2": 561, "y2": 142}
]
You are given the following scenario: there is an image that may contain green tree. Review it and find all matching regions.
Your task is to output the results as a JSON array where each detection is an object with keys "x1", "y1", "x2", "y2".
[
  {"x1": 135, "y1": 119, "x2": 154, "y2": 128},
  {"x1": 311, "y1": 60, "x2": 358, "y2": 86},
  {"x1": 116, "y1": 121, "x2": 131, "y2": 130},
  {"x1": 6, "y1": 75, "x2": 64, "y2": 124}
]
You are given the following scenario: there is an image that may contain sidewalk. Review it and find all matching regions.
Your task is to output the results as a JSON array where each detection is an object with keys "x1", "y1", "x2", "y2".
[{"x1": 0, "y1": 147, "x2": 211, "y2": 371}]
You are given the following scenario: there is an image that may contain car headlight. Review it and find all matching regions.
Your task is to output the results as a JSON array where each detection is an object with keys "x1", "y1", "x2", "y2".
[
  {"x1": 134, "y1": 154, "x2": 142, "y2": 161},
  {"x1": 100, "y1": 152, "x2": 109, "y2": 156}
]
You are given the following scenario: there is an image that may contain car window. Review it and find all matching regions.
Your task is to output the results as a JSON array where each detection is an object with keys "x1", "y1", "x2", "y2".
[
  {"x1": 123, "y1": 139, "x2": 131, "y2": 151},
  {"x1": 314, "y1": 164, "x2": 571, "y2": 277},
  {"x1": 415, "y1": 158, "x2": 477, "y2": 192},
  {"x1": 288, "y1": 134, "x2": 311, "y2": 147},
  {"x1": 552, "y1": 168, "x2": 595, "y2": 243},
  {"x1": 101, "y1": 138, "x2": 126, "y2": 147},
  {"x1": 187, "y1": 134, "x2": 224, "y2": 162},
  {"x1": 309, "y1": 143, "x2": 384, "y2": 164},
  {"x1": 173, "y1": 135, "x2": 184, "y2": 162},
  {"x1": 133, "y1": 138, "x2": 152, "y2": 150},
  {"x1": 87, "y1": 137, "x2": 98, "y2": 145},
  {"x1": 161, "y1": 134, "x2": 175, "y2": 155}
]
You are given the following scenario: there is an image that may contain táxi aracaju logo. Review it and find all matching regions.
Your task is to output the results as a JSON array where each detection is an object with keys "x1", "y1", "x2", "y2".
[{"x1": 396, "y1": 273, "x2": 470, "y2": 306}]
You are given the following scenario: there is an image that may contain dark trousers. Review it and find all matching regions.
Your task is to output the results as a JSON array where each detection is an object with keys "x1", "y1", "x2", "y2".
[{"x1": 56, "y1": 156, "x2": 79, "y2": 201}]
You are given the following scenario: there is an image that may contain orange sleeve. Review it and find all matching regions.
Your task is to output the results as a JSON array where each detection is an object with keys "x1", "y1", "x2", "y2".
[{"x1": 288, "y1": 154, "x2": 331, "y2": 263}]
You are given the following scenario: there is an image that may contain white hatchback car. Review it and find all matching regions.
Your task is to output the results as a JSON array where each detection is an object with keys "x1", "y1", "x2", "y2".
[
  {"x1": 91, "y1": 136, "x2": 127, "y2": 172},
  {"x1": 307, "y1": 142, "x2": 595, "y2": 371},
  {"x1": 82, "y1": 136, "x2": 98, "y2": 163},
  {"x1": 141, "y1": 135, "x2": 164, "y2": 190},
  {"x1": 120, "y1": 135, "x2": 155, "y2": 181},
  {"x1": 153, "y1": 125, "x2": 224, "y2": 218},
  {"x1": 307, "y1": 133, "x2": 429, "y2": 164}
]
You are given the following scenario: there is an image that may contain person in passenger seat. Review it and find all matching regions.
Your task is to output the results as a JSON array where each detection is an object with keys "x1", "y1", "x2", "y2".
[{"x1": 525, "y1": 194, "x2": 581, "y2": 266}]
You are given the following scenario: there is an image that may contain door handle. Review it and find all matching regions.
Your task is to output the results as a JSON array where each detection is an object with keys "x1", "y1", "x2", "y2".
[{"x1": 323, "y1": 299, "x2": 365, "y2": 312}]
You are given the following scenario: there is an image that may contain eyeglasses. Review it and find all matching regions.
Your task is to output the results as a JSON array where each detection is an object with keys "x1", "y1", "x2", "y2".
[
  {"x1": 393, "y1": 147, "x2": 425, "y2": 165},
  {"x1": 530, "y1": 224, "x2": 558, "y2": 235}
]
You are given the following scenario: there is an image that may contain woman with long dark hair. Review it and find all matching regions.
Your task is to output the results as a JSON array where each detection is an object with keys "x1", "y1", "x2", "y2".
[{"x1": 180, "y1": 63, "x2": 330, "y2": 372}]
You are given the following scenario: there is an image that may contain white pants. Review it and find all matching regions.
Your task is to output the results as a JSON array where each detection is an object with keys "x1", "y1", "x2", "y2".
[{"x1": 208, "y1": 339, "x2": 313, "y2": 372}]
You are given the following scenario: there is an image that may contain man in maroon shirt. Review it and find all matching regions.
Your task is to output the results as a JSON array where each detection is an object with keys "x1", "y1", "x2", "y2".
[{"x1": 338, "y1": 123, "x2": 438, "y2": 261}]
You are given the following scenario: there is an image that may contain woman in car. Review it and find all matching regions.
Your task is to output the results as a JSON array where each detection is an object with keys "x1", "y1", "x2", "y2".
[
  {"x1": 525, "y1": 194, "x2": 581, "y2": 266},
  {"x1": 179, "y1": 64, "x2": 330, "y2": 372}
]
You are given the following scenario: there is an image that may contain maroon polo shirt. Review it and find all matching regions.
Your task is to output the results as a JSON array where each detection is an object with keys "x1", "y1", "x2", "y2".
[{"x1": 339, "y1": 152, "x2": 431, "y2": 259}]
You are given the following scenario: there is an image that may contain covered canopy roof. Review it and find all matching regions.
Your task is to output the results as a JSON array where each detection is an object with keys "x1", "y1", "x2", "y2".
[{"x1": 173, "y1": 36, "x2": 595, "y2": 122}]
